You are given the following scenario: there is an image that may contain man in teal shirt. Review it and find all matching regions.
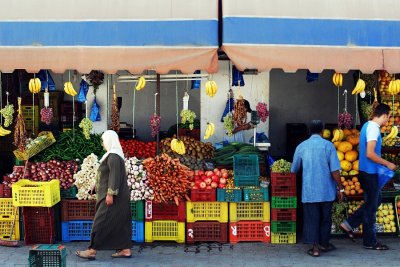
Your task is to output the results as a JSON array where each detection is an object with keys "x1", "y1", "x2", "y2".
[{"x1": 291, "y1": 120, "x2": 344, "y2": 257}]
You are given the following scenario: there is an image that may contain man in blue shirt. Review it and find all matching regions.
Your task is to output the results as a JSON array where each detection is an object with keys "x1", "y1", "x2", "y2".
[
  {"x1": 291, "y1": 120, "x2": 344, "y2": 257},
  {"x1": 341, "y1": 104, "x2": 396, "y2": 250}
]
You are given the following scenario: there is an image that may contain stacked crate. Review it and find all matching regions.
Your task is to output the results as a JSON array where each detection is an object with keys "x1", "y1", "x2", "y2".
[
  {"x1": 0, "y1": 198, "x2": 20, "y2": 241},
  {"x1": 145, "y1": 200, "x2": 185, "y2": 243},
  {"x1": 186, "y1": 189, "x2": 228, "y2": 244},
  {"x1": 270, "y1": 172, "x2": 297, "y2": 244},
  {"x1": 228, "y1": 155, "x2": 270, "y2": 243}
]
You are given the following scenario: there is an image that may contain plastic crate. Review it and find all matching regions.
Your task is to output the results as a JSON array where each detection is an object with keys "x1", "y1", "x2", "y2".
[
  {"x1": 190, "y1": 189, "x2": 216, "y2": 202},
  {"x1": 61, "y1": 200, "x2": 96, "y2": 221},
  {"x1": 271, "y1": 185, "x2": 296, "y2": 197},
  {"x1": 271, "y1": 172, "x2": 296, "y2": 187},
  {"x1": 229, "y1": 202, "x2": 270, "y2": 222},
  {"x1": 271, "y1": 232, "x2": 297, "y2": 244},
  {"x1": 0, "y1": 184, "x2": 12, "y2": 198},
  {"x1": 271, "y1": 209, "x2": 297, "y2": 221},
  {"x1": 131, "y1": 201, "x2": 145, "y2": 221},
  {"x1": 29, "y1": 244, "x2": 66, "y2": 267},
  {"x1": 233, "y1": 154, "x2": 260, "y2": 186},
  {"x1": 0, "y1": 219, "x2": 20, "y2": 240},
  {"x1": 186, "y1": 202, "x2": 228, "y2": 223},
  {"x1": 216, "y1": 188, "x2": 242, "y2": 202},
  {"x1": 243, "y1": 187, "x2": 269, "y2": 202},
  {"x1": 0, "y1": 198, "x2": 19, "y2": 219},
  {"x1": 61, "y1": 220, "x2": 92, "y2": 242},
  {"x1": 271, "y1": 197, "x2": 297, "y2": 209},
  {"x1": 132, "y1": 221, "x2": 144, "y2": 242},
  {"x1": 186, "y1": 222, "x2": 228, "y2": 244},
  {"x1": 145, "y1": 201, "x2": 186, "y2": 222},
  {"x1": 12, "y1": 179, "x2": 60, "y2": 207},
  {"x1": 22, "y1": 106, "x2": 39, "y2": 135},
  {"x1": 271, "y1": 221, "x2": 296, "y2": 233},
  {"x1": 229, "y1": 221, "x2": 270, "y2": 243},
  {"x1": 145, "y1": 220, "x2": 185, "y2": 243},
  {"x1": 60, "y1": 186, "x2": 77, "y2": 199},
  {"x1": 23, "y1": 207, "x2": 55, "y2": 245}
]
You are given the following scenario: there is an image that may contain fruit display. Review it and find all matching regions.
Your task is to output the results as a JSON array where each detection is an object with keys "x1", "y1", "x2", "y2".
[
  {"x1": 0, "y1": 125, "x2": 11, "y2": 137},
  {"x1": 28, "y1": 78, "x2": 41, "y2": 94},
  {"x1": 214, "y1": 143, "x2": 264, "y2": 166},
  {"x1": 338, "y1": 112, "x2": 353, "y2": 129},
  {"x1": 347, "y1": 200, "x2": 364, "y2": 216},
  {"x1": 340, "y1": 176, "x2": 363, "y2": 196},
  {"x1": 74, "y1": 153, "x2": 99, "y2": 200},
  {"x1": 376, "y1": 203, "x2": 397, "y2": 233},
  {"x1": 0, "y1": 103, "x2": 14, "y2": 127},
  {"x1": 177, "y1": 155, "x2": 205, "y2": 171},
  {"x1": 351, "y1": 78, "x2": 366, "y2": 95},
  {"x1": 381, "y1": 101, "x2": 400, "y2": 134},
  {"x1": 180, "y1": 109, "x2": 196, "y2": 130},
  {"x1": 271, "y1": 159, "x2": 291, "y2": 173},
  {"x1": 383, "y1": 101, "x2": 400, "y2": 116},
  {"x1": 190, "y1": 169, "x2": 229, "y2": 190},
  {"x1": 79, "y1": 118, "x2": 93, "y2": 140},
  {"x1": 149, "y1": 114, "x2": 161, "y2": 138},
  {"x1": 161, "y1": 136, "x2": 214, "y2": 160},
  {"x1": 125, "y1": 157, "x2": 153, "y2": 201},
  {"x1": 40, "y1": 107, "x2": 53, "y2": 125},
  {"x1": 378, "y1": 71, "x2": 395, "y2": 97},
  {"x1": 396, "y1": 198, "x2": 400, "y2": 232},
  {"x1": 382, "y1": 126, "x2": 399, "y2": 146},
  {"x1": 63, "y1": 81, "x2": 78, "y2": 96},
  {"x1": 332, "y1": 128, "x2": 360, "y2": 176},
  {"x1": 331, "y1": 201, "x2": 347, "y2": 233},
  {"x1": 120, "y1": 139, "x2": 156, "y2": 159},
  {"x1": 203, "y1": 122, "x2": 215, "y2": 140},
  {"x1": 135, "y1": 76, "x2": 146, "y2": 91},
  {"x1": 256, "y1": 102, "x2": 269, "y2": 123},
  {"x1": 205, "y1": 80, "x2": 218, "y2": 97},
  {"x1": 223, "y1": 113, "x2": 234, "y2": 136},
  {"x1": 332, "y1": 73, "x2": 343, "y2": 87}
]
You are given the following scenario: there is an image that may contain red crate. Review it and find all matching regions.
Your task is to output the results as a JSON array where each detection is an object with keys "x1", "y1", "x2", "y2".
[
  {"x1": 190, "y1": 189, "x2": 216, "y2": 202},
  {"x1": 145, "y1": 200, "x2": 186, "y2": 222},
  {"x1": 229, "y1": 221, "x2": 270, "y2": 243},
  {"x1": 0, "y1": 184, "x2": 11, "y2": 198},
  {"x1": 186, "y1": 222, "x2": 228, "y2": 244},
  {"x1": 61, "y1": 200, "x2": 96, "y2": 221},
  {"x1": 23, "y1": 207, "x2": 55, "y2": 245},
  {"x1": 271, "y1": 185, "x2": 296, "y2": 197},
  {"x1": 271, "y1": 173, "x2": 296, "y2": 187},
  {"x1": 271, "y1": 208, "x2": 297, "y2": 221}
]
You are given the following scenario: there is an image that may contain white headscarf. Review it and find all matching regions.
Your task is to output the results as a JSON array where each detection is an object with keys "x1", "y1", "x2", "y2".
[{"x1": 99, "y1": 130, "x2": 125, "y2": 163}]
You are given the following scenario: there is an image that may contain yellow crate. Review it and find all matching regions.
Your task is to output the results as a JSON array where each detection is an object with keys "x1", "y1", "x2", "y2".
[
  {"x1": 13, "y1": 131, "x2": 56, "y2": 160},
  {"x1": 229, "y1": 202, "x2": 270, "y2": 222},
  {"x1": 12, "y1": 179, "x2": 60, "y2": 207},
  {"x1": 145, "y1": 220, "x2": 185, "y2": 243},
  {"x1": 0, "y1": 199, "x2": 19, "y2": 220},
  {"x1": 186, "y1": 202, "x2": 228, "y2": 223},
  {"x1": 22, "y1": 105, "x2": 39, "y2": 134},
  {"x1": 0, "y1": 219, "x2": 20, "y2": 240},
  {"x1": 271, "y1": 232, "x2": 296, "y2": 244}
]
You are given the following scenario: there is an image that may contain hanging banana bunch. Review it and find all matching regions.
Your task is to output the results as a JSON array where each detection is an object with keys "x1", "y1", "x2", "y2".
[
  {"x1": 64, "y1": 81, "x2": 78, "y2": 96},
  {"x1": 28, "y1": 78, "x2": 41, "y2": 94},
  {"x1": 170, "y1": 138, "x2": 186, "y2": 155},
  {"x1": 203, "y1": 122, "x2": 215, "y2": 140},
  {"x1": 332, "y1": 73, "x2": 343, "y2": 87},
  {"x1": 205, "y1": 80, "x2": 218, "y2": 97},
  {"x1": 135, "y1": 76, "x2": 146, "y2": 91},
  {"x1": 387, "y1": 79, "x2": 400, "y2": 95},
  {"x1": 351, "y1": 78, "x2": 366, "y2": 95}
]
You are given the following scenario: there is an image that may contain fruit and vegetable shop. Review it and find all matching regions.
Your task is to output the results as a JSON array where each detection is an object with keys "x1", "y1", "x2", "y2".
[{"x1": 0, "y1": 0, "x2": 400, "y2": 251}]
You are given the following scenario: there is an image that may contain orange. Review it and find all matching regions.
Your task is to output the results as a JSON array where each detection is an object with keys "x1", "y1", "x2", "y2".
[
  {"x1": 350, "y1": 189, "x2": 356, "y2": 195},
  {"x1": 345, "y1": 190, "x2": 350, "y2": 196},
  {"x1": 348, "y1": 181, "x2": 354, "y2": 186},
  {"x1": 355, "y1": 182, "x2": 360, "y2": 187},
  {"x1": 352, "y1": 177, "x2": 358, "y2": 183},
  {"x1": 342, "y1": 181, "x2": 348, "y2": 186},
  {"x1": 355, "y1": 186, "x2": 361, "y2": 191},
  {"x1": 350, "y1": 185, "x2": 355, "y2": 189},
  {"x1": 340, "y1": 176, "x2": 345, "y2": 182},
  {"x1": 358, "y1": 189, "x2": 364, "y2": 194},
  {"x1": 345, "y1": 185, "x2": 351, "y2": 191}
]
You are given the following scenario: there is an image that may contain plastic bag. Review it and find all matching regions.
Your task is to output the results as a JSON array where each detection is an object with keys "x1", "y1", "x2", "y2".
[
  {"x1": 77, "y1": 79, "x2": 89, "y2": 103},
  {"x1": 306, "y1": 70, "x2": 319, "y2": 83},
  {"x1": 232, "y1": 66, "x2": 245, "y2": 87},
  {"x1": 191, "y1": 70, "x2": 201, "y2": 90},
  {"x1": 377, "y1": 165, "x2": 394, "y2": 189},
  {"x1": 249, "y1": 132, "x2": 269, "y2": 144},
  {"x1": 37, "y1": 70, "x2": 56, "y2": 91},
  {"x1": 89, "y1": 97, "x2": 101, "y2": 122}
]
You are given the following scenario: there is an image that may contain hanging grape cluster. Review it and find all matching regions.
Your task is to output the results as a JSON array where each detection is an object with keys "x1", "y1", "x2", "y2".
[
  {"x1": 79, "y1": 118, "x2": 93, "y2": 139},
  {"x1": 338, "y1": 112, "x2": 353, "y2": 129},
  {"x1": 223, "y1": 114, "x2": 234, "y2": 136},
  {"x1": 149, "y1": 114, "x2": 161, "y2": 138},
  {"x1": 256, "y1": 102, "x2": 269, "y2": 123},
  {"x1": 0, "y1": 104, "x2": 14, "y2": 127},
  {"x1": 40, "y1": 107, "x2": 53, "y2": 125}
]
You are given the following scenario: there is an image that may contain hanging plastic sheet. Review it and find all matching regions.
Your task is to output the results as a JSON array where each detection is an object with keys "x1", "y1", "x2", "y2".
[
  {"x1": 37, "y1": 70, "x2": 56, "y2": 91},
  {"x1": 89, "y1": 97, "x2": 101, "y2": 122},
  {"x1": 191, "y1": 70, "x2": 201, "y2": 89},
  {"x1": 77, "y1": 79, "x2": 89, "y2": 103},
  {"x1": 306, "y1": 70, "x2": 319, "y2": 83},
  {"x1": 232, "y1": 65, "x2": 245, "y2": 87}
]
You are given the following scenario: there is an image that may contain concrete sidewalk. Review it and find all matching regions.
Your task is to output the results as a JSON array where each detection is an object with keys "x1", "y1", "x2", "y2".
[{"x1": 1, "y1": 236, "x2": 399, "y2": 267}]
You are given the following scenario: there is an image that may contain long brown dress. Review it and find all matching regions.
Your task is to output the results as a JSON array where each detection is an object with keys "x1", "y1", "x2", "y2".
[{"x1": 89, "y1": 153, "x2": 132, "y2": 250}]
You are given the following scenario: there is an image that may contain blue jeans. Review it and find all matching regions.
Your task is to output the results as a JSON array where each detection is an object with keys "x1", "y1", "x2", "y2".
[
  {"x1": 303, "y1": 201, "x2": 333, "y2": 246},
  {"x1": 345, "y1": 171, "x2": 381, "y2": 247}
]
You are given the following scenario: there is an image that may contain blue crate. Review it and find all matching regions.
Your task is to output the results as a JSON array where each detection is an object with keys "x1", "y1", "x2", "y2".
[
  {"x1": 216, "y1": 188, "x2": 242, "y2": 202},
  {"x1": 233, "y1": 154, "x2": 260, "y2": 186},
  {"x1": 132, "y1": 221, "x2": 144, "y2": 242}
]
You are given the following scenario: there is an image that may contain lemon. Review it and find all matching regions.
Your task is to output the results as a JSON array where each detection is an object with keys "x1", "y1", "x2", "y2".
[
  {"x1": 382, "y1": 210, "x2": 388, "y2": 216},
  {"x1": 391, "y1": 226, "x2": 397, "y2": 232}
]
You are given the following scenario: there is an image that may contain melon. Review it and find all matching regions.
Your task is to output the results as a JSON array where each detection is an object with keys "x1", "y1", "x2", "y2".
[
  {"x1": 352, "y1": 160, "x2": 359, "y2": 171},
  {"x1": 338, "y1": 141, "x2": 353, "y2": 153},
  {"x1": 337, "y1": 151, "x2": 344, "y2": 161},
  {"x1": 340, "y1": 160, "x2": 352, "y2": 172},
  {"x1": 344, "y1": 150, "x2": 358, "y2": 162}
]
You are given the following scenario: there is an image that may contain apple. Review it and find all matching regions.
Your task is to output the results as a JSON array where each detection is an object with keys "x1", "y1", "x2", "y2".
[
  {"x1": 206, "y1": 171, "x2": 214, "y2": 177},
  {"x1": 219, "y1": 177, "x2": 227, "y2": 184},
  {"x1": 211, "y1": 182, "x2": 218, "y2": 188},
  {"x1": 206, "y1": 186, "x2": 212, "y2": 189},
  {"x1": 194, "y1": 175, "x2": 200, "y2": 181},
  {"x1": 211, "y1": 175, "x2": 220, "y2": 183},
  {"x1": 214, "y1": 170, "x2": 221, "y2": 177},
  {"x1": 221, "y1": 168, "x2": 228, "y2": 173},
  {"x1": 213, "y1": 168, "x2": 220, "y2": 173},
  {"x1": 199, "y1": 182, "x2": 207, "y2": 189},
  {"x1": 222, "y1": 172, "x2": 229, "y2": 179},
  {"x1": 192, "y1": 186, "x2": 198, "y2": 190},
  {"x1": 205, "y1": 178, "x2": 212, "y2": 185},
  {"x1": 197, "y1": 170, "x2": 204, "y2": 176},
  {"x1": 201, "y1": 175, "x2": 207, "y2": 181}
]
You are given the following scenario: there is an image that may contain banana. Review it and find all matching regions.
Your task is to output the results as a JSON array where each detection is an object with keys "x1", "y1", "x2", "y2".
[
  {"x1": 205, "y1": 81, "x2": 212, "y2": 96},
  {"x1": 395, "y1": 79, "x2": 400, "y2": 94},
  {"x1": 332, "y1": 73, "x2": 343, "y2": 87},
  {"x1": 339, "y1": 129, "x2": 345, "y2": 141},
  {"x1": 209, "y1": 122, "x2": 215, "y2": 136},
  {"x1": 205, "y1": 80, "x2": 217, "y2": 97},
  {"x1": 352, "y1": 78, "x2": 365, "y2": 95},
  {"x1": 387, "y1": 126, "x2": 398, "y2": 140},
  {"x1": 28, "y1": 78, "x2": 41, "y2": 94},
  {"x1": 64, "y1": 82, "x2": 71, "y2": 95},
  {"x1": 28, "y1": 79, "x2": 35, "y2": 93},
  {"x1": 69, "y1": 82, "x2": 77, "y2": 96},
  {"x1": 0, "y1": 125, "x2": 11, "y2": 136},
  {"x1": 211, "y1": 81, "x2": 218, "y2": 96},
  {"x1": 135, "y1": 77, "x2": 146, "y2": 91},
  {"x1": 204, "y1": 123, "x2": 211, "y2": 140},
  {"x1": 171, "y1": 138, "x2": 178, "y2": 152},
  {"x1": 64, "y1": 82, "x2": 77, "y2": 96},
  {"x1": 332, "y1": 129, "x2": 340, "y2": 142},
  {"x1": 178, "y1": 140, "x2": 186, "y2": 155}
]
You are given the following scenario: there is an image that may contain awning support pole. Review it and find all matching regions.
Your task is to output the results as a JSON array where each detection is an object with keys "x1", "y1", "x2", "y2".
[{"x1": 156, "y1": 74, "x2": 161, "y2": 155}]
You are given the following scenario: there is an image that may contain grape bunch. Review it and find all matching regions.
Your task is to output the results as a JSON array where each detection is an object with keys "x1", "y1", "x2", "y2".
[
  {"x1": 271, "y1": 159, "x2": 292, "y2": 173},
  {"x1": 0, "y1": 104, "x2": 14, "y2": 127},
  {"x1": 79, "y1": 118, "x2": 93, "y2": 139},
  {"x1": 338, "y1": 112, "x2": 353, "y2": 129},
  {"x1": 149, "y1": 114, "x2": 161, "y2": 138},
  {"x1": 223, "y1": 113, "x2": 234, "y2": 136},
  {"x1": 180, "y1": 110, "x2": 196, "y2": 130},
  {"x1": 40, "y1": 107, "x2": 53, "y2": 125},
  {"x1": 256, "y1": 102, "x2": 269, "y2": 123}
]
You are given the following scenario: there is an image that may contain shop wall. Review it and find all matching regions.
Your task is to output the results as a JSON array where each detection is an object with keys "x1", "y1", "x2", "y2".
[
  {"x1": 200, "y1": 61, "x2": 270, "y2": 144},
  {"x1": 269, "y1": 69, "x2": 357, "y2": 157}
]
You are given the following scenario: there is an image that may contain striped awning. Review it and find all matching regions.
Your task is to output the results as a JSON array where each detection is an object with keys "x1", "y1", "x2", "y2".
[
  {"x1": 222, "y1": 0, "x2": 400, "y2": 73},
  {"x1": 0, "y1": 0, "x2": 219, "y2": 74}
]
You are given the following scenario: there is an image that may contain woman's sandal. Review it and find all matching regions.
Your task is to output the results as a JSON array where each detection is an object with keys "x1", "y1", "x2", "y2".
[
  {"x1": 364, "y1": 243, "x2": 389, "y2": 250},
  {"x1": 111, "y1": 249, "x2": 132, "y2": 258},
  {"x1": 75, "y1": 250, "x2": 96, "y2": 260},
  {"x1": 307, "y1": 248, "x2": 320, "y2": 257},
  {"x1": 339, "y1": 224, "x2": 356, "y2": 242},
  {"x1": 319, "y1": 243, "x2": 337, "y2": 253}
]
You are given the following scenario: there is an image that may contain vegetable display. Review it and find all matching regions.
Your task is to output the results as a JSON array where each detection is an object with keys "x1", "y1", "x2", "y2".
[
  {"x1": 74, "y1": 153, "x2": 99, "y2": 200},
  {"x1": 79, "y1": 118, "x2": 93, "y2": 139},
  {"x1": 143, "y1": 153, "x2": 193, "y2": 205},
  {"x1": 0, "y1": 103, "x2": 14, "y2": 127},
  {"x1": 32, "y1": 130, "x2": 104, "y2": 162},
  {"x1": 125, "y1": 157, "x2": 154, "y2": 201},
  {"x1": 40, "y1": 107, "x2": 53, "y2": 125},
  {"x1": 214, "y1": 143, "x2": 264, "y2": 166},
  {"x1": 256, "y1": 102, "x2": 269, "y2": 123},
  {"x1": 191, "y1": 169, "x2": 228, "y2": 190},
  {"x1": 161, "y1": 136, "x2": 214, "y2": 160},
  {"x1": 149, "y1": 114, "x2": 161, "y2": 138},
  {"x1": 120, "y1": 139, "x2": 156, "y2": 159},
  {"x1": 271, "y1": 159, "x2": 292, "y2": 173}
]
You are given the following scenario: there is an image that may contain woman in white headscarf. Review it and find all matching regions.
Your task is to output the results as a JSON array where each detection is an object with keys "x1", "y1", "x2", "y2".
[{"x1": 76, "y1": 130, "x2": 132, "y2": 260}]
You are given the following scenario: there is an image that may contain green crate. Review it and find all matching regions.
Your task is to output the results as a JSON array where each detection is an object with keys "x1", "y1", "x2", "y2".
[
  {"x1": 243, "y1": 187, "x2": 269, "y2": 202},
  {"x1": 131, "y1": 201, "x2": 144, "y2": 221},
  {"x1": 29, "y1": 244, "x2": 66, "y2": 267},
  {"x1": 271, "y1": 197, "x2": 297, "y2": 209},
  {"x1": 271, "y1": 221, "x2": 296, "y2": 233},
  {"x1": 60, "y1": 186, "x2": 77, "y2": 199},
  {"x1": 233, "y1": 154, "x2": 260, "y2": 186},
  {"x1": 216, "y1": 188, "x2": 242, "y2": 202}
]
